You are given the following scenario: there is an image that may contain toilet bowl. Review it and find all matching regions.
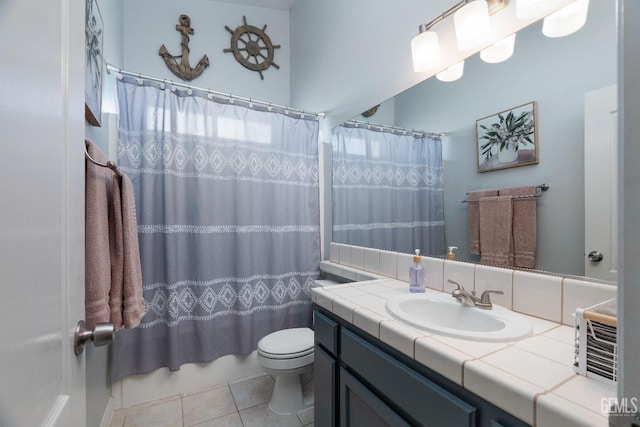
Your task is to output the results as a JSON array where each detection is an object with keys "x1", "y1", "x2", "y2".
[
  {"x1": 257, "y1": 327, "x2": 314, "y2": 414},
  {"x1": 256, "y1": 278, "x2": 342, "y2": 414}
]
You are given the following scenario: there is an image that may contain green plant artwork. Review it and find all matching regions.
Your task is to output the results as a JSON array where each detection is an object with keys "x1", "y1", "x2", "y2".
[
  {"x1": 85, "y1": 0, "x2": 103, "y2": 126},
  {"x1": 476, "y1": 101, "x2": 538, "y2": 172}
]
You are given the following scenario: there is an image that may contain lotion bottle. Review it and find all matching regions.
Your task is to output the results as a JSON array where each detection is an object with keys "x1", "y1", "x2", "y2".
[
  {"x1": 409, "y1": 249, "x2": 425, "y2": 293},
  {"x1": 446, "y1": 246, "x2": 458, "y2": 260}
]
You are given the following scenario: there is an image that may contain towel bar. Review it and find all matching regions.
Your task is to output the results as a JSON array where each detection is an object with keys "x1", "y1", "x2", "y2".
[
  {"x1": 462, "y1": 183, "x2": 549, "y2": 203},
  {"x1": 85, "y1": 139, "x2": 122, "y2": 176}
]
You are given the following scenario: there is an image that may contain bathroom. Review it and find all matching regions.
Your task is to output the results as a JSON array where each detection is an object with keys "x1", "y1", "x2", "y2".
[{"x1": 0, "y1": 0, "x2": 638, "y2": 426}]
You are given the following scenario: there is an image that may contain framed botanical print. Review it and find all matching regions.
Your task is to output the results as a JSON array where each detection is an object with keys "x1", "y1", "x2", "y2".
[
  {"x1": 476, "y1": 101, "x2": 538, "y2": 173},
  {"x1": 85, "y1": 0, "x2": 103, "y2": 127}
]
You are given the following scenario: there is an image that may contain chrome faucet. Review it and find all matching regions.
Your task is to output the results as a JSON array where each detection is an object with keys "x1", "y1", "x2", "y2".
[{"x1": 448, "y1": 280, "x2": 503, "y2": 310}]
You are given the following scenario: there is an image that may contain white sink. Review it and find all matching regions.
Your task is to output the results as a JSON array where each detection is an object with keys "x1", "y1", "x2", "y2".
[{"x1": 386, "y1": 292, "x2": 532, "y2": 342}]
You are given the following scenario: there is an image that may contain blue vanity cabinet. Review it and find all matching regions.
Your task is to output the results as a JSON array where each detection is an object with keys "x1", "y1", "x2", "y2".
[
  {"x1": 313, "y1": 306, "x2": 531, "y2": 427},
  {"x1": 314, "y1": 310, "x2": 339, "y2": 427},
  {"x1": 340, "y1": 366, "x2": 412, "y2": 426}
]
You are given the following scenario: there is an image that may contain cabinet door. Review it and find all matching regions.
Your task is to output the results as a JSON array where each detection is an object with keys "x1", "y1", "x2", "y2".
[
  {"x1": 340, "y1": 367, "x2": 412, "y2": 427},
  {"x1": 315, "y1": 345, "x2": 338, "y2": 427}
]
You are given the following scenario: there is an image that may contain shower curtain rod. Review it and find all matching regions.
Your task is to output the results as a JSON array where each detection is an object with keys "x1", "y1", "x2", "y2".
[
  {"x1": 343, "y1": 118, "x2": 445, "y2": 139},
  {"x1": 105, "y1": 63, "x2": 325, "y2": 120}
]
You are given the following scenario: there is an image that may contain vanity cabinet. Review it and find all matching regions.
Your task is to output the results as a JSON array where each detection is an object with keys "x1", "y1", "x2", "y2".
[{"x1": 314, "y1": 307, "x2": 530, "y2": 427}]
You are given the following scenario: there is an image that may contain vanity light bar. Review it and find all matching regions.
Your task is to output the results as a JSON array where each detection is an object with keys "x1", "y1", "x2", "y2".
[
  {"x1": 412, "y1": 0, "x2": 505, "y2": 74},
  {"x1": 420, "y1": 0, "x2": 505, "y2": 33}
]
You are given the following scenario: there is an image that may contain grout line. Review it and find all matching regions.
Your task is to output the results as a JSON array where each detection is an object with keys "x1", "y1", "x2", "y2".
[
  {"x1": 180, "y1": 394, "x2": 186, "y2": 427},
  {"x1": 560, "y1": 276, "x2": 565, "y2": 325}
]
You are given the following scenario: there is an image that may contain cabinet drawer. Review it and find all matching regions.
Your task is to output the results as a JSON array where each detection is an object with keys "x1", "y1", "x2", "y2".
[
  {"x1": 314, "y1": 309, "x2": 338, "y2": 356},
  {"x1": 341, "y1": 328, "x2": 477, "y2": 427}
]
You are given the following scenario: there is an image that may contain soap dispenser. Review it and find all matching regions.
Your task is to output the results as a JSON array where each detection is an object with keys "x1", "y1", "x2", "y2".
[
  {"x1": 409, "y1": 249, "x2": 425, "y2": 293},
  {"x1": 446, "y1": 246, "x2": 458, "y2": 260}
]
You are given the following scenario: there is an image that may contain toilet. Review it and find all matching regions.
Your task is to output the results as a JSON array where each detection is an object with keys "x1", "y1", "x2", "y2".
[{"x1": 257, "y1": 278, "x2": 341, "y2": 414}]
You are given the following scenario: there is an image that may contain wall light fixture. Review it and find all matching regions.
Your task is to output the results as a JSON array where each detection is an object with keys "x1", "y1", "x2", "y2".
[
  {"x1": 411, "y1": 0, "x2": 590, "y2": 79},
  {"x1": 480, "y1": 33, "x2": 516, "y2": 63},
  {"x1": 436, "y1": 60, "x2": 465, "y2": 82},
  {"x1": 411, "y1": 0, "x2": 505, "y2": 76},
  {"x1": 542, "y1": 0, "x2": 590, "y2": 38}
]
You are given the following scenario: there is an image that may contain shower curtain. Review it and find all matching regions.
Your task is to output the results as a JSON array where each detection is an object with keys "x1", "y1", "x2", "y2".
[
  {"x1": 332, "y1": 123, "x2": 445, "y2": 255},
  {"x1": 111, "y1": 75, "x2": 320, "y2": 382}
]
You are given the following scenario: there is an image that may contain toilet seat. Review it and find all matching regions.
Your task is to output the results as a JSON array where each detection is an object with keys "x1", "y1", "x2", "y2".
[
  {"x1": 258, "y1": 346, "x2": 313, "y2": 360},
  {"x1": 257, "y1": 327, "x2": 314, "y2": 358}
]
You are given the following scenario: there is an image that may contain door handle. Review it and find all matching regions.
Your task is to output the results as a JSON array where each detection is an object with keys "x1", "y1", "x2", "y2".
[
  {"x1": 588, "y1": 250, "x2": 604, "y2": 262},
  {"x1": 74, "y1": 320, "x2": 114, "y2": 355}
]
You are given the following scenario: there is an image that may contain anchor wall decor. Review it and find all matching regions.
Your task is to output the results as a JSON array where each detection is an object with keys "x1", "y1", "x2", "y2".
[
  {"x1": 223, "y1": 16, "x2": 280, "y2": 80},
  {"x1": 159, "y1": 14, "x2": 209, "y2": 81}
]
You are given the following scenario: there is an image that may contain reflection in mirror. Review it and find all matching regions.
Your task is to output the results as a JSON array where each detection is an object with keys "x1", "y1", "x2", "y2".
[
  {"x1": 332, "y1": 122, "x2": 444, "y2": 255},
  {"x1": 331, "y1": 0, "x2": 616, "y2": 280}
]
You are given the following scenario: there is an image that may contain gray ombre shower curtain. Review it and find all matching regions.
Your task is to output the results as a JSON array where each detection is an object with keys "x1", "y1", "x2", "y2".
[
  {"x1": 332, "y1": 123, "x2": 445, "y2": 255},
  {"x1": 111, "y1": 75, "x2": 320, "y2": 382}
]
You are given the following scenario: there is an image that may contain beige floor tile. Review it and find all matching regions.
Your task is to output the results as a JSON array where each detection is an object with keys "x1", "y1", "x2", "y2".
[
  {"x1": 109, "y1": 409, "x2": 126, "y2": 427},
  {"x1": 124, "y1": 396, "x2": 183, "y2": 427},
  {"x1": 229, "y1": 375, "x2": 274, "y2": 410},
  {"x1": 239, "y1": 403, "x2": 303, "y2": 427},
  {"x1": 190, "y1": 412, "x2": 244, "y2": 427},
  {"x1": 297, "y1": 406, "x2": 314, "y2": 425},
  {"x1": 182, "y1": 386, "x2": 237, "y2": 426}
]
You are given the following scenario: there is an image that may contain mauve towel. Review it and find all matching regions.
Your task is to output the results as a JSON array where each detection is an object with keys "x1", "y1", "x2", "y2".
[
  {"x1": 467, "y1": 189, "x2": 499, "y2": 255},
  {"x1": 479, "y1": 196, "x2": 513, "y2": 267},
  {"x1": 119, "y1": 174, "x2": 145, "y2": 328},
  {"x1": 85, "y1": 140, "x2": 114, "y2": 329},
  {"x1": 109, "y1": 175, "x2": 124, "y2": 328},
  {"x1": 499, "y1": 186, "x2": 537, "y2": 268},
  {"x1": 85, "y1": 140, "x2": 145, "y2": 330}
]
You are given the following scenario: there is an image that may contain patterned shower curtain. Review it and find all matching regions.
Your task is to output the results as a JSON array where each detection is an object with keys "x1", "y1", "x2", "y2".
[
  {"x1": 111, "y1": 75, "x2": 320, "y2": 382},
  {"x1": 332, "y1": 123, "x2": 445, "y2": 255}
]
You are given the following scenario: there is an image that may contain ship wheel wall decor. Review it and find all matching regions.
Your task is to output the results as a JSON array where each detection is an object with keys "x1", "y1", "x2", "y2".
[{"x1": 224, "y1": 16, "x2": 280, "y2": 80}]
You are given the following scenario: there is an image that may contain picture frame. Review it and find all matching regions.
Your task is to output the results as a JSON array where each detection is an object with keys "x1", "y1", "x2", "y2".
[
  {"x1": 476, "y1": 101, "x2": 538, "y2": 173},
  {"x1": 85, "y1": 0, "x2": 103, "y2": 127}
]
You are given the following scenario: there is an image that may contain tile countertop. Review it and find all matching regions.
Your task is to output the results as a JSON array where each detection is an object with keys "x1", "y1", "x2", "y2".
[{"x1": 311, "y1": 278, "x2": 616, "y2": 427}]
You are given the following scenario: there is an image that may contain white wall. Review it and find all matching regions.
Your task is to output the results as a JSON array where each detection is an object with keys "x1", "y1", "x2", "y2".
[
  {"x1": 122, "y1": 0, "x2": 290, "y2": 105},
  {"x1": 393, "y1": 0, "x2": 616, "y2": 276}
]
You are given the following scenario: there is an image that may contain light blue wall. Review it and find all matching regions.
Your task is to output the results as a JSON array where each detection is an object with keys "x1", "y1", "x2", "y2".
[
  {"x1": 87, "y1": 2, "x2": 293, "y2": 421},
  {"x1": 290, "y1": 0, "x2": 454, "y2": 126},
  {"x1": 393, "y1": 0, "x2": 616, "y2": 276},
  {"x1": 295, "y1": 0, "x2": 615, "y2": 276},
  {"x1": 121, "y1": 0, "x2": 290, "y2": 105},
  {"x1": 85, "y1": 1, "x2": 124, "y2": 426}
]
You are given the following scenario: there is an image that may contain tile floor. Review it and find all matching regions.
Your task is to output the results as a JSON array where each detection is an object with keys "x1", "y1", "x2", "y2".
[{"x1": 109, "y1": 374, "x2": 314, "y2": 427}]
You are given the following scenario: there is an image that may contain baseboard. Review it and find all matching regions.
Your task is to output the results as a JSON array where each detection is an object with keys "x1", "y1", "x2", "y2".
[
  {"x1": 116, "y1": 352, "x2": 263, "y2": 408},
  {"x1": 100, "y1": 396, "x2": 115, "y2": 427}
]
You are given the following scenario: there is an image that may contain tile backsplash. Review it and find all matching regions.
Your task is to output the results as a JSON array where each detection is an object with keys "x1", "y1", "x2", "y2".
[{"x1": 325, "y1": 243, "x2": 617, "y2": 326}]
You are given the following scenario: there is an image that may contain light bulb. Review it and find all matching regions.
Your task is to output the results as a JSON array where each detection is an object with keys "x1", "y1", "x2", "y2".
[
  {"x1": 542, "y1": 0, "x2": 590, "y2": 38},
  {"x1": 480, "y1": 34, "x2": 516, "y2": 63},
  {"x1": 454, "y1": 1, "x2": 490, "y2": 51},
  {"x1": 411, "y1": 30, "x2": 441, "y2": 72},
  {"x1": 436, "y1": 61, "x2": 465, "y2": 82},
  {"x1": 515, "y1": 0, "x2": 546, "y2": 20}
]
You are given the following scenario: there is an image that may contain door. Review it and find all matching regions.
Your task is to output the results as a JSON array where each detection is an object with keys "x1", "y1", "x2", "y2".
[
  {"x1": 0, "y1": 0, "x2": 87, "y2": 426},
  {"x1": 585, "y1": 85, "x2": 618, "y2": 281}
]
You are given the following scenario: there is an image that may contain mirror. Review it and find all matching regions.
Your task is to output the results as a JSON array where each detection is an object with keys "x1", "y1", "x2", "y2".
[{"x1": 331, "y1": 0, "x2": 616, "y2": 280}]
